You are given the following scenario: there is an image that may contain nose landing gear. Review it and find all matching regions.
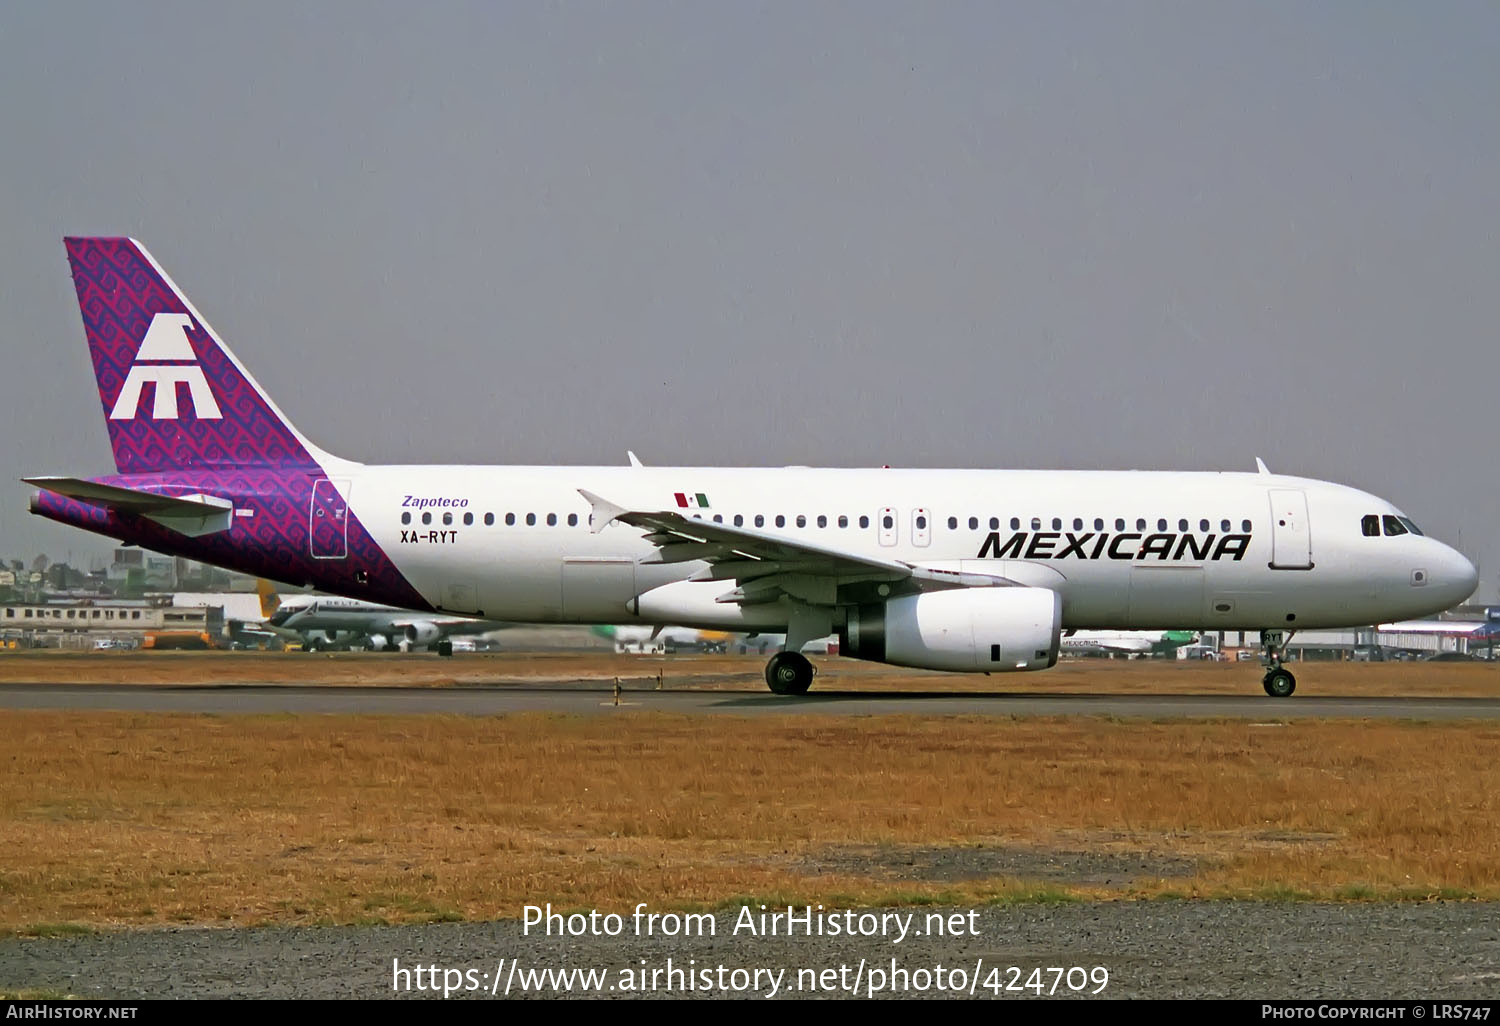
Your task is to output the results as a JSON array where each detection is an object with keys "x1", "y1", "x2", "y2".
[{"x1": 1260, "y1": 629, "x2": 1297, "y2": 697}]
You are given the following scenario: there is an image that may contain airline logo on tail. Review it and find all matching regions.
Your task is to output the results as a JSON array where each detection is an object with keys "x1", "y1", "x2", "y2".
[
  {"x1": 66, "y1": 236, "x2": 325, "y2": 473},
  {"x1": 108, "y1": 313, "x2": 223, "y2": 420}
]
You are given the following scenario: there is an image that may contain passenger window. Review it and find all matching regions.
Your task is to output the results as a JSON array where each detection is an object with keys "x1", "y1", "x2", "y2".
[
  {"x1": 713, "y1": 514, "x2": 723, "y2": 524},
  {"x1": 1221, "y1": 519, "x2": 1231, "y2": 532},
  {"x1": 916, "y1": 514, "x2": 928, "y2": 530},
  {"x1": 1361, "y1": 514, "x2": 1380, "y2": 537},
  {"x1": 1136, "y1": 518, "x2": 1146, "y2": 531},
  {"x1": 526, "y1": 513, "x2": 536, "y2": 526},
  {"x1": 990, "y1": 517, "x2": 999, "y2": 530},
  {"x1": 568, "y1": 513, "x2": 579, "y2": 526},
  {"x1": 1242, "y1": 519, "x2": 1252, "y2": 532},
  {"x1": 796, "y1": 515, "x2": 806, "y2": 528},
  {"x1": 776, "y1": 515, "x2": 786, "y2": 528},
  {"x1": 1031, "y1": 518, "x2": 1041, "y2": 530},
  {"x1": 1383, "y1": 515, "x2": 1408, "y2": 537},
  {"x1": 1073, "y1": 518, "x2": 1083, "y2": 530},
  {"x1": 969, "y1": 516, "x2": 978, "y2": 530},
  {"x1": 859, "y1": 515, "x2": 870, "y2": 529},
  {"x1": 817, "y1": 515, "x2": 827, "y2": 528},
  {"x1": 1157, "y1": 519, "x2": 1167, "y2": 532},
  {"x1": 755, "y1": 515, "x2": 765, "y2": 527},
  {"x1": 882, "y1": 514, "x2": 893, "y2": 530},
  {"x1": 401, "y1": 512, "x2": 411, "y2": 525},
  {"x1": 422, "y1": 512, "x2": 432, "y2": 525},
  {"x1": 1010, "y1": 517, "x2": 1020, "y2": 530},
  {"x1": 947, "y1": 516, "x2": 957, "y2": 530},
  {"x1": 1179, "y1": 519, "x2": 1188, "y2": 532},
  {"x1": 505, "y1": 513, "x2": 515, "y2": 526},
  {"x1": 1116, "y1": 518, "x2": 1126, "y2": 531},
  {"x1": 1094, "y1": 518, "x2": 1104, "y2": 531},
  {"x1": 838, "y1": 515, "x2": 848, "y2": 528},
  {"x1": 734, "y1": 514, "x2": 744, "y2": 527},
  {"x1": 547, "y1": 513, "x2": 557, "y2": 526},
  {"x1": 463, "y1": 512, "x2": 473, "y2": 526},
  {"x1": 1199, "y1": 519, "x2": 1209, "y2": 532},
  {"x1": 484, "y1": 513, "x2": 494, "y2": 526},
  {"x1": 1051, "y1": 517, "x2": 1061, "y2": 530},
  {"x1": 443, "y1": 512, "x2": 453, "y2": 525}
]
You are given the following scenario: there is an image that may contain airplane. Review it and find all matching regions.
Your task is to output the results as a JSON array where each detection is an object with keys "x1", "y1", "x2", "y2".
[
  {"x1": 591, "y1": 624, "x2": 736, "y2": 654},
  {"x1": 1060, "y1": 629, "x2": 1199, "y2": 657},
  {"x1": 591, "y1": 624, "x2": 812, "y2": 655},
  {"x1": 1373, "y1": 619, "x2": 1489, "y2": 636},
  {"x1": 24, "y1": 238, "x2": 1478, "y2": 698},
  {"x1": 265, "y1": 592, "x2": 512, "y2": 653},
  {"x1": 222, "y1": 577, "x2": 294, "y2": 648}
]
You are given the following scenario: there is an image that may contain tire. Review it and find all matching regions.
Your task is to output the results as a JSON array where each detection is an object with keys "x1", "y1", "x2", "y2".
[
  {"x1": 765, "y1": 652, "x2": 814, "y2": 695},
  {"x1": 1263, "y1": 668, "x2": 1296, "y2": 698}
]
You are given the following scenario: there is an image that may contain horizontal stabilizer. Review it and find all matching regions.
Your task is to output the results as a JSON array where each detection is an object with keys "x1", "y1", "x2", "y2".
[{"x1": 25, "y1": 476, "x2": 233, "y2": 537}]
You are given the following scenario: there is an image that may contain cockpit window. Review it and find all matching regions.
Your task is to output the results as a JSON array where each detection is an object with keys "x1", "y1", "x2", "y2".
[
  {"x1": 1382, "y1": 515, "x2": 1408, "y2": 537},
  {"x1": 1398, "y1": 516, "x2": 1424, "y2": 537},
  {"x1": 1361, "y1": 514, "x2": 1380, "y2": 537}
]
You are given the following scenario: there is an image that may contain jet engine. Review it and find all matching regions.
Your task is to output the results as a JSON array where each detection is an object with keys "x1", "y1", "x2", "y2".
[
  {"x1": 403, "y1": 622, "x2": 441, "y2": 646},
  {"x1": 839, "y1": 587, "x2": 1061, "y2": 672}
]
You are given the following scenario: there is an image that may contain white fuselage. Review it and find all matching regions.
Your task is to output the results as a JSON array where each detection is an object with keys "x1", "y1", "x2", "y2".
[{"x1": 342, "y1": 465, "x2": 1475, "y2": 633}]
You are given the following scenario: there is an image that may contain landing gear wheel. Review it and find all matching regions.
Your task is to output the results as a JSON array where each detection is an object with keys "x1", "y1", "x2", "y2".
[
  {"x1": 436, "y1": 640, "x2": 454, "y2": 658},
  {"x1": 764, "y1": 652, "x2": 814, "y2": 695},
  {"x1": 1262, "y1": 668, "x2": 1296, "y2": 698}
]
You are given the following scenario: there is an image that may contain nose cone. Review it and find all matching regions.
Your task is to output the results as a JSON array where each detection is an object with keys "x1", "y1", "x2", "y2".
[{"x1": 1433, "y1": 544, "x2": 1479, "y2": 607}]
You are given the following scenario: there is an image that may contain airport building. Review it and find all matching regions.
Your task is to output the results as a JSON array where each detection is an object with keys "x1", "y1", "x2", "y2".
[{"x1": 0, "y1": 598, "x2": 224, "y2": 649}]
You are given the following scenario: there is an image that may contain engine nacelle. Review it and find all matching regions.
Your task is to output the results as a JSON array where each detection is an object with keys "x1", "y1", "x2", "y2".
[
  {"x1": 403, "y1": 622, "x2": 441, "y2": 646},
  {"x1": 839, "y1": 587, "x2": 1061, "y2": 672},
  {"x1": 367, "y1": 634, "x2": 389, "y2": 651}
]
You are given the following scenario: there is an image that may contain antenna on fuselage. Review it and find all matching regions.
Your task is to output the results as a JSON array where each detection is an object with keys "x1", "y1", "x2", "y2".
[
  {"x1": 628, "y1": 451, "x2": 644, "y2": 468},
  {"x1": 1255, "y1": 457, "x2": 1271, "y2": 475}
]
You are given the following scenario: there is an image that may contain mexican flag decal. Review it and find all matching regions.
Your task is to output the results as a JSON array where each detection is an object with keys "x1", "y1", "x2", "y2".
[{"x1": 674, "y1": 492, "x2": 710, "y2": 509}]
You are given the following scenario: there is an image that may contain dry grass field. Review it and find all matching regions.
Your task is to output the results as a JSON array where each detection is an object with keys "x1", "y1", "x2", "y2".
[
  {"x1": 3, "y1": 705, "x2": 1499, "y2": 934},
  {"x1": 0, "y1": 649, "x2": 1497, "y2": 696}
]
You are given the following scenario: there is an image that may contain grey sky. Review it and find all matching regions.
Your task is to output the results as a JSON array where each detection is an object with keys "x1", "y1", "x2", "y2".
[{"x1": 2, "y1": 2, "x2": 1497, "y2": 599}]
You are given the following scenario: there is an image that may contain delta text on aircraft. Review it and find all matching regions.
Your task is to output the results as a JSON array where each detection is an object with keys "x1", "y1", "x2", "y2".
[{"x1": 25, "y1": 238, "x2": 1478, "y2": 697}]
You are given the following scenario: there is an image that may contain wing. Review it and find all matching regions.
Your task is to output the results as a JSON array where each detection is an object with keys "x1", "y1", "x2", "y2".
[{"x1": 578, "y1": 489, "x2": 1015, "y2": 608}]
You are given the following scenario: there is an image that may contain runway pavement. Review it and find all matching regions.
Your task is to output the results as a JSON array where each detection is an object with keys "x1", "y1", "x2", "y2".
[{"x1": 4, "y1": 682, "x2": 1500, "y2": 719}]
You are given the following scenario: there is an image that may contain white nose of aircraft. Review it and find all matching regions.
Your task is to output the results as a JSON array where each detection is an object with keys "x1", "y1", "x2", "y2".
[{"x1": 1430, "y1": 542, "x2": 1480, "y2": 608}]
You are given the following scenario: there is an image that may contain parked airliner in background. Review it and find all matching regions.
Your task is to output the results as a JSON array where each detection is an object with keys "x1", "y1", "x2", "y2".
[
  {"x1": 592, "y1": 624, "x2": 736, "y2": 654},
  {"x1": 1060, "y1": 630, "x2": 1199, "y2": 657},
  {"x1": 265, "y1": 591, "x2": 511, "y2": 653},
  {"x1": 25, "y1": 239, "x2": 1478, "y2": 696},
  {"x1": 594, "y1": 624, "x2": 818, "y2": 655}
]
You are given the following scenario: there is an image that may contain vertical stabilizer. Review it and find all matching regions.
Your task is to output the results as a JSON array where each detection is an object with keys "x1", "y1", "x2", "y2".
[{"x1": 64, "y1": 237, "x2": 334, "y2": 474}]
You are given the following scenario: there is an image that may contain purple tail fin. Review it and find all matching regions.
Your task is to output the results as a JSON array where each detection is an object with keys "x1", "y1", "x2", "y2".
[{"x1": 65, "y1": 237, "x2": 327, "y2": 474}]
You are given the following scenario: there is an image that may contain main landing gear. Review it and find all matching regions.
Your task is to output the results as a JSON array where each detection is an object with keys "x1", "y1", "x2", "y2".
[
  {"x1": 765, "y1": 651, "x2": 814, "y2": 695},
  {"x1": 1260, "y1": 629, "x2": 1296, "y2": 698}
]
